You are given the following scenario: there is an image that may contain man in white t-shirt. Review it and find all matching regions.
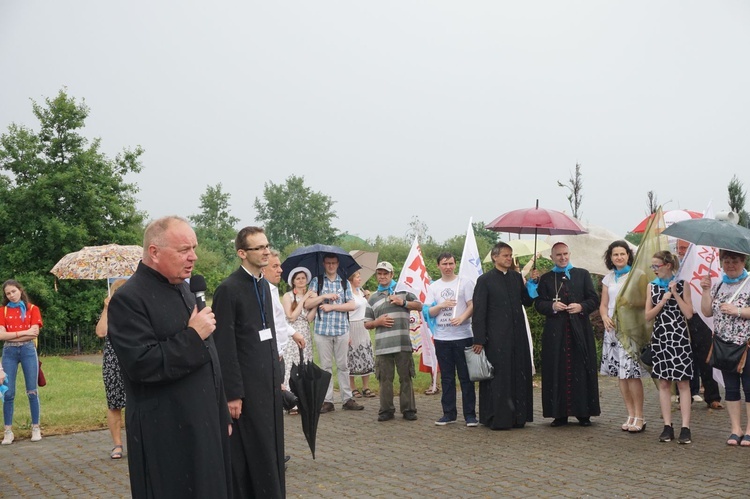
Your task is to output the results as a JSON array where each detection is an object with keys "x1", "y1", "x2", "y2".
[{"x1": 425, "y1": 252, "x2": 477, "y2": 427}]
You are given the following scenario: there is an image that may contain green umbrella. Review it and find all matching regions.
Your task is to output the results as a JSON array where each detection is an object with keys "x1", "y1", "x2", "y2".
[{"x1": 662, "y1": 218, "x2": 750, "y2": 255}]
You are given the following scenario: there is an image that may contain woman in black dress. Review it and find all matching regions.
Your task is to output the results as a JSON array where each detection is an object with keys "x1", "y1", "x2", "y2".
[
  {"x1": 645, "y1": 251, "x2": 693, "y2": 444},
  {"x1": 95, "y1": 279, "x2": 127, "y2": 459}
]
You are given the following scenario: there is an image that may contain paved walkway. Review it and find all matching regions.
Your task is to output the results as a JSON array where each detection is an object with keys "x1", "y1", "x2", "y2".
[{"x1": 2, "y1": 376, "x2": 750, "y2": 497}]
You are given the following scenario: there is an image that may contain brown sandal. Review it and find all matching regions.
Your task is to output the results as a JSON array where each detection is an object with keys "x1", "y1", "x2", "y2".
[
  {"x1": 424, "y1": 387, "x2": 440, "y2": 395},
  {"x1": 352, "y1": 389, "x2": 362, "y2": 398},
  {"x1": 362, "y1": 388, "x2": 376, "y2": 398}
]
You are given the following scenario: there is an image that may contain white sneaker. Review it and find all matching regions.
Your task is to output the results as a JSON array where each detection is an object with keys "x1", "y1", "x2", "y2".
[
  {"x1": 30, "y1": 426, "x2": 42, "y2": 442},
  {"x1": 692, "y1": 394, "x2": 704, "y2": 403},
  {"x1": 1, "y1": 429, "x2": 14, "y2": 445}
]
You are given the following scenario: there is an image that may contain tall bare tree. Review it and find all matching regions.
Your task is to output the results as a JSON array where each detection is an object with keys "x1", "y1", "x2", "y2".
[
  {"x1": 557, "y1": 163, "x2": 583, "y2": 219},
  {"x1": 406, "y1": 215, "x2": 431, "y2": 243},
  {"x1": 646, "y1": 191, "x2": 659, "y2": 214}
]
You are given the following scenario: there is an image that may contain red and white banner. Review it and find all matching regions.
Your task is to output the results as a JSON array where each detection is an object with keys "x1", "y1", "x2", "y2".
[
  {"x1": 675, "y1": 203, "x2": 720, "y2": 327},
  {"x1": 395, "y1": 237, "x2": 437, "y2": 373},
  {"x1": 674, "y1": 202, "x2": 723, "y2": 386}
]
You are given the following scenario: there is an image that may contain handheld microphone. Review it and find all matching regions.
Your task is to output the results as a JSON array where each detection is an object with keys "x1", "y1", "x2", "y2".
[{"x1": 190, "y1": 274, "x2": 208, "y2": 311}]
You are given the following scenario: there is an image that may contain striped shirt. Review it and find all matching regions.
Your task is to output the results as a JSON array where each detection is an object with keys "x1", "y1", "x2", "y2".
[{"x1": 365, "y1": 290, "x2": 417, "y2": 355}]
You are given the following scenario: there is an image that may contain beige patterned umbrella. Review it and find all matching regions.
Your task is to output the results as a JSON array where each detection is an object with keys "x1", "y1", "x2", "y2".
[
  {"x1": 349, "y1": 250, "x2": 379, "y2": 282},
  {"x1": 50, "y1": 244, "x2": 143, "y2": 280}
]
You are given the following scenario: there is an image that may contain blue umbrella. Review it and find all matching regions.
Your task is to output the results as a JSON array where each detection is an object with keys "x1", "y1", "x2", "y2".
[{"x1": 281, "y1": 244, "x2": 361, "y2": 282}]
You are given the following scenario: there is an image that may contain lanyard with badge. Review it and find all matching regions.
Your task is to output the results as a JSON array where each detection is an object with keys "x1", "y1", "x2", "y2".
[{"x1": 252, "y1": 276, "x2": 273, "y2": 342}]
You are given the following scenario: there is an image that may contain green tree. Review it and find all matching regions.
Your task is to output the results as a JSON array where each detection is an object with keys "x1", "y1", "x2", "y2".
[
  {"x1": 557, "y1": 163, "x2": 583, "y2": 219},
  {"x1": 189, "y1": 183, "x2": 240, "y2": 294},
  {"x1": 473, "y1": 221, "x2": 498, "y2": 249},
  {"x1": 728, "y1": 175, "x2": 749, "y2": 227},
  {"x1": 189, "y1": 183, "x2": 239, "y2": 260},
  {"x1": 253, "y1": 175, "x2": 338, "y2": 250},
  {"x1": 0, "y1": 89, "x2": 144, "y2": 351}
]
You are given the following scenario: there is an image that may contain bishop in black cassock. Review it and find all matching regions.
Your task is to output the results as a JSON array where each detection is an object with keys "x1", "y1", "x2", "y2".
[{"x1": 534, "y1": 243, "x2": 600, "y2": 426}]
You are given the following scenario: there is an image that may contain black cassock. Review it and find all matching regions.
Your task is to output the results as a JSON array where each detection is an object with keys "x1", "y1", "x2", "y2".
[
  {"x1": 108, "y1": 262, "x2": 232, "y2": 499},
  {"x1": 213, "y1": 268, "x2": 285, "y2": 499},
  {"x1": 535, "y1": 267, "x2": 601, "y2": 419},
  {"x1": 472, "y1": 268, "x2": 535, "y2": 430}
]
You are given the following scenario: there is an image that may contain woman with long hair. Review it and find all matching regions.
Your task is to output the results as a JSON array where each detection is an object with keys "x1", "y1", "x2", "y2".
[
  {"x1": 95, "y1": 279, "x2": 128, "y2": 459},
  {"x1": 599, "y1": 241, "x2": 648, "y2": 432},
  {"x1": 0, "y1": 280, "x2": 43, "y2": 445},
  {"x1": 645, "y1": 251, "x2": 694, "y2": 444}
]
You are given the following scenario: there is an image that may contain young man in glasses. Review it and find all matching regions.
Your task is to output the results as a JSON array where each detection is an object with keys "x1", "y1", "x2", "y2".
[
  {"x1": 213, "y1": 226, "x2": 285, "y2": 498},
  {"x1": 305, "y1": 254, "x2": 364, "y2": 413}
]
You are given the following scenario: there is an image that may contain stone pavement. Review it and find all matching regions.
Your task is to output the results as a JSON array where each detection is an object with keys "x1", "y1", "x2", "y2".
[{"x1": 2, "y1": 376, "x2": 750, "y2": 498}]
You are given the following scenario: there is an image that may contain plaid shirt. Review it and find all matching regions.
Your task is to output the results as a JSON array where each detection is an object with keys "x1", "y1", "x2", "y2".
[{"x1": 309, "y1": 274, "x2": 353, "y2": 337}]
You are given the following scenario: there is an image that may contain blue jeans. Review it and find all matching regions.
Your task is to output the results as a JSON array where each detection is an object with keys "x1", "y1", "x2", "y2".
[
  {"x1": 434, "y1": 337, "x2": 476, "y2": 420},
  {"x1": 2, "y1": 342, "x2": 40, "y2": 426}
]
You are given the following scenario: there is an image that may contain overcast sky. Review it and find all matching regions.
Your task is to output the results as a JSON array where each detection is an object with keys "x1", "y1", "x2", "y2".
[{"x1": 1, "y1": 1, "x2": 749, "y2": 244}]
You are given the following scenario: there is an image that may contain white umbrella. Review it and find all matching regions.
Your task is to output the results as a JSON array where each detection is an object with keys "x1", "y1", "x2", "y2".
[
  {"x1": 483, "y1": 239, "x2": 552, "y2": 263},
  {"x1": 545, "y1": 225, "x2": 636, "y2": 276}
]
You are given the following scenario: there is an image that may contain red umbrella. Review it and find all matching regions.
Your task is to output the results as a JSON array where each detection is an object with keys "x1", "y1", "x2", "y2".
[
  {"x1": 486, "y1": 200, "x2": 587, "y2": 267},
  {"x1": 631, "y1": 209, "x2": 702, "y2": 233}
]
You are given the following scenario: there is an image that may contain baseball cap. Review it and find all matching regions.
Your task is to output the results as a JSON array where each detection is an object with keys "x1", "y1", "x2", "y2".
[{"x1": 375, "y1": 261, "x2": 394, "y2": 273}]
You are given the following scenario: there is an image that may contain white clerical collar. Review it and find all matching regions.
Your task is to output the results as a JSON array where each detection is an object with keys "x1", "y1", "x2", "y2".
[{"x1": 241, "y1": 265, "x2": 263, "y2": 281}]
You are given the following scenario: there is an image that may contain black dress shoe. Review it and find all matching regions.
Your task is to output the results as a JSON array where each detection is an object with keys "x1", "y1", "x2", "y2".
[
  {"x1": 550, "y1": 417, "x2": 568, "y2": 427},
  {"x1": 403, "y1": 412, "x2": 418, "y2": 421},
  {"x1": 378, "y1": 412, "x2": 395, "y2": 422},
  {"x1": 577, "y1": 417, "x2": 592, "y2": 427}
]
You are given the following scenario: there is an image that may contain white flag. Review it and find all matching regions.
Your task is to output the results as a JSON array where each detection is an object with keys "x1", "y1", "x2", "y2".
[{"x1": 458, "y1": 217, "x2": 483, "y2": 286}]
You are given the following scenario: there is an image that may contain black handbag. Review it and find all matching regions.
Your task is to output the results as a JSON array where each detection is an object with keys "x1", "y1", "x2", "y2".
[
  {"x1": 706, "y1": 336, "x2": 750, "y2": 374},
  {"x1": 640, "y1": 345, "x2": 653, "y2": 368}
]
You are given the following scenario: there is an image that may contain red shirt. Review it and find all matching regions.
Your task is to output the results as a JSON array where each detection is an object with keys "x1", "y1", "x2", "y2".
[{"x1": 1, "y1": 304, "x2": 43, "y2": 332}]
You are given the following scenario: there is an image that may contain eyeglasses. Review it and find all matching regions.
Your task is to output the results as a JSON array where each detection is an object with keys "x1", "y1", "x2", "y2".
[
  {"x1": 650, "y1": 263, "x2": 665, "y2": 271},
  {"x1": 242, "y1": 244, "x2": 270, "y2": 252}
]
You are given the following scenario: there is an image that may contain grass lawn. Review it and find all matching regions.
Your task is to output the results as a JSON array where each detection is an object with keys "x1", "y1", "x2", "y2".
[
  {"x1": 3, "y1": 344, "x2": 439, "y2": 438},
  {"x1": 4, "y1": 356, "x2": 109, "y2": 439}
]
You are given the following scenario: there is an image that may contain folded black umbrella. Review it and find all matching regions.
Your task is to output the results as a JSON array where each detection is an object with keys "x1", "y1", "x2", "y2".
[{"x1": 288, "y1": 347, "x2": 331, "y2": 459}]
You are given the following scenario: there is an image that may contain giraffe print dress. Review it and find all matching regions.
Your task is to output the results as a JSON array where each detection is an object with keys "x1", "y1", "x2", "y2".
[{"x1": 650, "y1": 281, "x2": 693, "y2": 381}]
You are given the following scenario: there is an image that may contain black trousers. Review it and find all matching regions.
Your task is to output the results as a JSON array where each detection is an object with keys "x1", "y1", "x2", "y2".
[{"x1": 688, "y1": 316, "x2": 721, "y2": 404}]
